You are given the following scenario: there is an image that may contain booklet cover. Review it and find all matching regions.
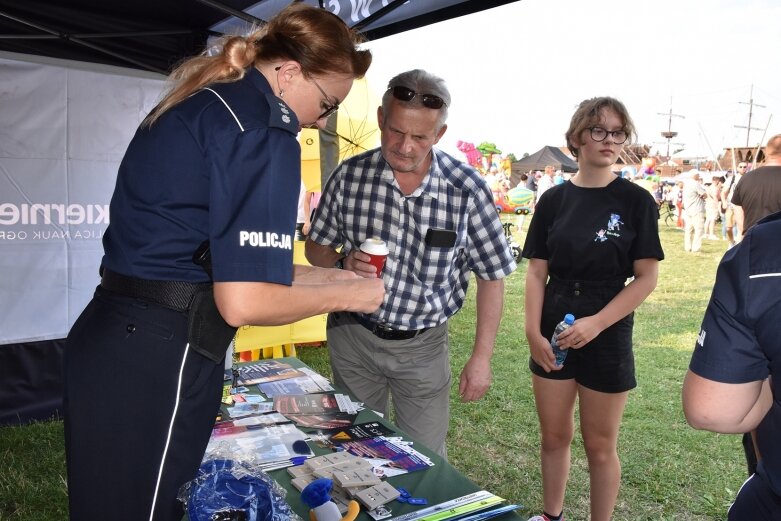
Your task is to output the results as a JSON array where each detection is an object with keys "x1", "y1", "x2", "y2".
[
  {"x1": 286, "y1": 412, "x2": 358, "y2": 430},
  {"x1": 235, "y1": 360, "x2": 306, "y2": 386},
  {"x1": 328, "y1": 422, "x2": 396, "y2": 443},
  {"x1": 273, "y1": 393, "x2": 344, "y2": 415}
]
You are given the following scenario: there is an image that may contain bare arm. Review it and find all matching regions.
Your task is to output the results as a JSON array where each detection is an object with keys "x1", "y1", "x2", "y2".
[
  {"x1": 302, "y1": 192, "x2": 313, "y2": 235},
  {"x1": 556, "y1": 258, "x2": 659, "y2": 349},
  {"x1": 682, "y1": 371, "x2": 772, "y2": 433},
  {"x1": 214, "y1": 276, "x2": 384, "y2": 327},
  {"x1": 305, "y1": 239, "x2": 342, "y2": 268},
  {"x1": 733, "y1": 205, "x2": 745, "y2": 236},
  {"x1": 459, "y1": 277, "x2": 504, "y2": 402},
  {"x1": 292, "y1": 263, "x2": 356, "y2": 284},
  {"x1": 524, "y1": 258, "x2": 559, "y2": 372}
]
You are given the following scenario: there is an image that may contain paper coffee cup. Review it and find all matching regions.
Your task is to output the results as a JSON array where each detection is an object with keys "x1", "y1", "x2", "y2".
[{"x1": 360, "y1": 237, "x2": 389, "y2": 277}]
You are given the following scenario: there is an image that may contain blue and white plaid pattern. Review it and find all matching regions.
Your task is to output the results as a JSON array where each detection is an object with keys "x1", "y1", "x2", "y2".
[{"x1": 309, "y1": 148, "x2": 516, "y2": 330}]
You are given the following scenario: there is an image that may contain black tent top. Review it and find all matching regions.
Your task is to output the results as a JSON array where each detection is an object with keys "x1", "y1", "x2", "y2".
[
  {"x1": 0, "y1": 0, "x2": 519, "y2": 74},
  {"x1": 509, "y1": 145, "x2": 578, "y2": 187}
]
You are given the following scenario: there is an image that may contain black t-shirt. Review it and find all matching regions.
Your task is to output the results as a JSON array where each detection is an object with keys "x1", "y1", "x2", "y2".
[
  {"x1": 731, "y1": 165, "x2": 781, "y2": 231},
  {"x1": 522, "y1": 177, "x2": 664, "y2": 280}
]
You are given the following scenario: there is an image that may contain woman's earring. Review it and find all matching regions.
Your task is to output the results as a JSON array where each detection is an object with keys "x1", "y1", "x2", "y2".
[{"x1": 279, "y1": 90, "x2": 284, "y2": 98}]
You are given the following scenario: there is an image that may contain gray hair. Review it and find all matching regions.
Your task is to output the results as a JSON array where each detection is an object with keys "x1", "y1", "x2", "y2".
[{"x1": 381, "y1": 69, "x2": 450, "y2": 127}]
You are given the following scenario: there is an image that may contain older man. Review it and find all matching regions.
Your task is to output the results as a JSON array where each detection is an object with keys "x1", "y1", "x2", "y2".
[{"x1": 305, "y1": 69, "x2": 516, "y2": 458}]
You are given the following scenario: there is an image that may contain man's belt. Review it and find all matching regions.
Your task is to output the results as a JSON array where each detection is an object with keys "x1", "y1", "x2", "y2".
[
  {"x1": 350, "y1": 312, "x2": 429, "y2": 341},
  {"x1": 100, "y1": 268, "x2": 210, "y2": 312}
]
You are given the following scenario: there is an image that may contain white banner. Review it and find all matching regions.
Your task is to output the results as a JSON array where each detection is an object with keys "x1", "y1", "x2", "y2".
[{"x1": 0, "y1": 54, "x2": 164, "y2": 344}]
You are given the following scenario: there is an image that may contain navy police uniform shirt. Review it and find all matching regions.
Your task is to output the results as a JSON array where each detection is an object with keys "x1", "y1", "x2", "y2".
[
  {"x1": 102, "y1": 68, "x2": 300, "y2": 285},
  {"x1": 689, "y1": 210, "x2": 781, "y2": 496}
]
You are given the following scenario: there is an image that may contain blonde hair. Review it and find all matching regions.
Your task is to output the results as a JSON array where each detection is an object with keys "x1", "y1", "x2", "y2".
[{"x1": 144, "y1": 3, "x2": 371, "y2": 126}]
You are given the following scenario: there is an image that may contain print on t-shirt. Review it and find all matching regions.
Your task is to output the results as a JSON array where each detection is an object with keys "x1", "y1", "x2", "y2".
[{"x1": 595, "y1": 212, "x2": 624, "y2": 242}]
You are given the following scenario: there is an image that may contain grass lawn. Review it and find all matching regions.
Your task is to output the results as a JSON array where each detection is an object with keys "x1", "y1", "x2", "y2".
[{"x1": 0, "y1": 216, "x2": 743, "y2": 520}]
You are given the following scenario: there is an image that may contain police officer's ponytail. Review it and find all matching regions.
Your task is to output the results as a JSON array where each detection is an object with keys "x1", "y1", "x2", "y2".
[{"x1": 143, "y1": 3, "x2": 371, "y2": 127}]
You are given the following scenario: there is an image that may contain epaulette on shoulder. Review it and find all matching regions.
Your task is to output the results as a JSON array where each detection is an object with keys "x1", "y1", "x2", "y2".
[{"x1": 265, "y1": 92, "x2": 299, "y2": 134}]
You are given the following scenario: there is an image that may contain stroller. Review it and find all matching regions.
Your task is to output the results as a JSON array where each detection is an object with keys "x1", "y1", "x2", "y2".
[{"x1": 502, "y1": 222, "x2": 522, "y2": 263}]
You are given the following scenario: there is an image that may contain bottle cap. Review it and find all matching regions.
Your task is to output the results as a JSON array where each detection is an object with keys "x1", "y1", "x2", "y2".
[{"x1": 564, "y1": 313, "x2": 575, "y2": 325}]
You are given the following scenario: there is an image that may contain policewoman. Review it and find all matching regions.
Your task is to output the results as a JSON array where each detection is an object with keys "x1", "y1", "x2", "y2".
[{"x1": 63, "y1": 5, "x2": 383, "y2": 521}]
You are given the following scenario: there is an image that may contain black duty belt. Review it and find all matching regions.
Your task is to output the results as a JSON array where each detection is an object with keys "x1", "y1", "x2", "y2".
[
  {"x1": 100, "y1": 268, "x2": 211, "y2": 313},
  {"x1": 350, "y1": 312, "x2": 429, "y2": 341}
]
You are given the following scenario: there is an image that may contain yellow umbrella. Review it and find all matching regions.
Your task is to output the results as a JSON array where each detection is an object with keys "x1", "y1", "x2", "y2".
[{"x1": 298, "y1": 76, "x2": 381, "y2": 191}]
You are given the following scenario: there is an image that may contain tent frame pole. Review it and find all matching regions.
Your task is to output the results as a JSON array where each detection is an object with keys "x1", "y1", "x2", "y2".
[{"x1": 0, "y1": 9, "x2": 167, "y2": 73}]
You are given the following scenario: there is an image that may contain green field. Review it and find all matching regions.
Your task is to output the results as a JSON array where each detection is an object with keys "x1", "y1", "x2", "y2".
[{"x1": 0, "y1": 216, "x2": 743, "y2": 520}]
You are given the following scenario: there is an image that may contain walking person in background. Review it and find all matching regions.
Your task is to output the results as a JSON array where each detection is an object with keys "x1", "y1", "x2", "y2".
[
  {"x1": 682, "y1": 171, "x2": 706, "y2": 252},
  {"x1": 673, "y1": 179, "x2": 685, "y2": 228},
  {"x1": 523, "y1": 97, "x2": 663, "y2": 521},
  {"x1": 536, "y1": 165, "x2": 556, "y2": 202},
  {"x1": 722, "y1": 162, "x2": 746, "y2": 246},
  {"x1": 704, "y1": 176, "x2": 723, "y2": 240},
  {"x1": 63, "y1": 6, "x2": 383, "y2": 520}
]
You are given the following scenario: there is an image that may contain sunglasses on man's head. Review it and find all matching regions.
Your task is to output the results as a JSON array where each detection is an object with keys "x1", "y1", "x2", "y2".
[{"x1": 388, "y1": 86, "x2": 447, "y2": 109}]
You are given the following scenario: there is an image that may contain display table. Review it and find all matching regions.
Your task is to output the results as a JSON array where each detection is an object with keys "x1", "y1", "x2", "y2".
[{"x1": 198, "y1": 357, "x2": 520, "y2": 521}]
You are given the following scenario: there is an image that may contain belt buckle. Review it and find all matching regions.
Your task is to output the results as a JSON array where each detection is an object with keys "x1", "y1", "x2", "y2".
[{"x1": 375, "y1": 323, "x2": 394, "y2": 338}]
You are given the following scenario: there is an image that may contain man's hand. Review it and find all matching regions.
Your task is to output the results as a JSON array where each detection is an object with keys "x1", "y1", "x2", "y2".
[
  {"x1": 458, "y1": 354, "x2": 492, "y2": 402},
  {"x1": 344, "y1": 249, "x2": 382, "y2": 278}
]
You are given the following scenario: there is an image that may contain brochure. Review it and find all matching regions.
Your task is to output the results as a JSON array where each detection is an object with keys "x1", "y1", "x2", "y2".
[{"x1": 234, "y1": 360, "x2": 305, "y2": 386}]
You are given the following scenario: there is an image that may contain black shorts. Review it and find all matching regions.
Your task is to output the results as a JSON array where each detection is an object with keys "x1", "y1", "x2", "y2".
[
  {"x1": 529, "y1": 276, "x2": 636, "y2": 393},
  {"x1": 728, "y1": 467, "x2": 781, "y2": 520}
]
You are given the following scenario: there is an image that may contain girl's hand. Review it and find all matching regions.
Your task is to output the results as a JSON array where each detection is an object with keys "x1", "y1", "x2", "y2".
[
  {"x1": 555, "y1": 316, "x2": 603, "y2": 349},
  {"x1": 528, "y1": 333, "x2": 561, "y2": 373}
]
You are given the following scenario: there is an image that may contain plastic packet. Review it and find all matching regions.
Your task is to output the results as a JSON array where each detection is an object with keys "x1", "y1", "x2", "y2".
[{"x1": 179, "y1": 456, "x2": 302, "y2": 521}]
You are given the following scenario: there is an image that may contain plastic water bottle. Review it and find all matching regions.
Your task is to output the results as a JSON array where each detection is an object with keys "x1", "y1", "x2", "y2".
[{"x1": 550, "y1": 313, "x2": 576, "y2": 366}]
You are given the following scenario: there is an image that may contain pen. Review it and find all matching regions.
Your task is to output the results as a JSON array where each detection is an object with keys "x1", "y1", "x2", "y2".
[{"x1": 258, "y1": 456, "x2": 309, "y2": 472}]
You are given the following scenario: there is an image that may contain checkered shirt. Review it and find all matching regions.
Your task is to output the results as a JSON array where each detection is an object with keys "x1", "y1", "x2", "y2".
[{"x1": 308, "y1": 148, "x2": 517, "y2": 330}]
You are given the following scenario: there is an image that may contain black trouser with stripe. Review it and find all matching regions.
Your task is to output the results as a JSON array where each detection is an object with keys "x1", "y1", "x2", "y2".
[{"x1": 64, "y1": 286, "x2": 224, "y2": 520}]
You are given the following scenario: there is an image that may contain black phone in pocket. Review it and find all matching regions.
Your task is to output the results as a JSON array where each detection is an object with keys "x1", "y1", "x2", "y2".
[{"x1": 425, "y1": 228, "x2": 457, "y2": 248}]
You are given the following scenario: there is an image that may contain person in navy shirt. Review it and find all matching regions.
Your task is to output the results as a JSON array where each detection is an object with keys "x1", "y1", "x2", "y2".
[
  {"x1": 63, "y1": 5, "x2": 383, "y2": 520},
  {"x1": 683, "y1": 211, "x2": 781, "y2": 520}
]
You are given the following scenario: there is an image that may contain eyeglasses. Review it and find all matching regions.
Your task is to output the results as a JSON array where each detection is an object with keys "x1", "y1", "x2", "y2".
[
  {"x1": 388, "y1": 85, "x2": 447, "y2": 109},
  {"x1": 310, "y1": 77, "x2": 340, "y2": 120},
  {"x1": 273, "y1": 65, "x2": 339, "y2": 120},
  {"x1": 587, "y1": 127, "x2": 628, "y2": 144}
]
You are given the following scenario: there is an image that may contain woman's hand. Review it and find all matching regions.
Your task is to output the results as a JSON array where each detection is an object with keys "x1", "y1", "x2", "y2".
[
  {"x1": 342, "y1": 277, "x2": 385, "y2": 313},
  {"x1": 528, "y1": 333, "x2": 561, "y2": 373},
  {"x1": 554, "y1": 315, "x2": 604, "y2": 350}
]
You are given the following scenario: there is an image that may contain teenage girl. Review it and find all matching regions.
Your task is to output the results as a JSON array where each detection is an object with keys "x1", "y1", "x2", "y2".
[{"x1": 522, "y1": 97, "x2": 664, "y2": 521}]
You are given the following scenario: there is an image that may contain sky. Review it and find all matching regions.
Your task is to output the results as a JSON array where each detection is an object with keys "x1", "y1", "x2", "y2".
[{"x1": 360, "y1": 0, "x2": 781, "y2": 167}]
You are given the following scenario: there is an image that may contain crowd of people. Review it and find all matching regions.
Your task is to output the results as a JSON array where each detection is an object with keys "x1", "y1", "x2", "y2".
[{"x1": 60, "y1": 4, "x2": 781, "y2": 520}]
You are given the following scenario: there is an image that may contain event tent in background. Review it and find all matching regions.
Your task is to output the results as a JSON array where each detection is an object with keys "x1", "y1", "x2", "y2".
[
  {"x1": 509, "y1": 145, "x2": 579, "y2": 187},
  {"x1": 0, "y1": 0, "x2": 520, "y2": 425}
]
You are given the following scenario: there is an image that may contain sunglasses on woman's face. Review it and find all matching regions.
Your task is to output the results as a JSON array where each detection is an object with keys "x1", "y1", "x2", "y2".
[{"x1": 388, "y1": 86, "x2": 447, "y2": 109}]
